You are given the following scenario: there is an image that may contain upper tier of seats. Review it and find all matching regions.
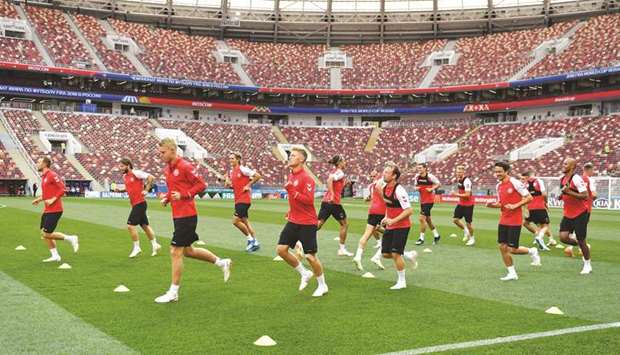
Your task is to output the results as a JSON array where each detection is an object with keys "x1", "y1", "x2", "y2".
[
  {"x1": 1, "y1": 2, "x2": 616, "y2": 89},
  {"x1": 109, "y1": 18, "x2": 240, "y2": 83}
]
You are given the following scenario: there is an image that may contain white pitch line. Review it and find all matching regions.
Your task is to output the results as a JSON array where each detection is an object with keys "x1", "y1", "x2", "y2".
[{"x1": 383, "y1": 322, "x2": 620, "y2": 355}]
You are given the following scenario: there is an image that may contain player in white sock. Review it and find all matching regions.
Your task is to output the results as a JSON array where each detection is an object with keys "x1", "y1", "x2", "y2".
[
  {"x1": 451, "y1": 166, "x2": 476, "y2": 246},
  {"x1": 519, "y1": 171, "x2": 552, "y2": 252},
  {"x1": 487, "y1": 162, "x2": 536, "y2": 281},
  {"x1": 317, "y1": 155, "x2": 352, "y2": 257},
  {"x1": 278, "y1": 148, "x2": 328, "y2": 297},
  {"x1": 377, "y1": 162, "x2": 413, "y2": 290},
  {"x1": 414, "y1": 164, "x2": 441, "y2": 245},
  {"x1": 32, "y1": 157, "x2": 79, "y2": 263},
  {"x1": 155, "y1": 139, "x2": 231, "y2": 304},
  {"x1": 116, "y1": 159, "x2": 161, "y2": 258},
  {"x1": 225, "y1": 152, "x2": 262, "y2": 253},
  {"x1": 353, "y1": 170, "x2": 386, "y2": 271}
]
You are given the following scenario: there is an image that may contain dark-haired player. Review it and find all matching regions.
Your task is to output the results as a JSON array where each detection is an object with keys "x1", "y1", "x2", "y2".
[
  {"x1": 486, "y1": 162, "x2": 540, "y2": 281},
  {"x1": 317, "y1": 155, "x2": 352, "y2": 256},
  {"x1": 115, "y1": 158, "x2": 161, "y2": 258},
  {"x1": 31, "y1": 156, "x2": 79, "y2": 262}
]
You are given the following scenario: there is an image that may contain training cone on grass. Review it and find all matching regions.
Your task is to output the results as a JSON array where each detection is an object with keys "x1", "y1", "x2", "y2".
[
  {"x1": 333, "y1": 237, "x2": 339, "y2": 241},
  {"x1": 362, "y1": 272, "x2": 375, "y2": 279},
  {"x1": 195, "y1": 240, "x2": 206, "y2": 246},
  {"x1": 114, "y1": 285, "x2": 130, "y2": 293},
  {"x1": 273, "y1": 255, "x2": 284, "y2": 261},
  {"x1": 555, "y1": 244, "x2": 565, "y2": 249},
  {"x1": 449, "y1": 233, "x2": 457, "y2": 238},
  {"x1": 254, "y1": 335, "x2": 277, "y2": 347},
  {"x1": 15, "y1": 245, "x2": 26, "y2": 251},
  {"x1": 545, "y1": 306, "x2": 564, "y2": 315},
  {"x1": 58, "y1": 263, "x2": 72, "y2": 270},
  {"x1": 423, "y1": 248, "x2": 433, "y2": 253}
]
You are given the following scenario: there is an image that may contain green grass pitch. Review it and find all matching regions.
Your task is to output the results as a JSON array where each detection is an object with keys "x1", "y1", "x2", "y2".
[{"x1": 1, "y1": 196, "x2": 619, "y2": 354}]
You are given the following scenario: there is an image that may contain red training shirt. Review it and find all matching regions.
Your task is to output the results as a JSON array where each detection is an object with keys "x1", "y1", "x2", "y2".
[
  {"x1": 229, "y1": 165, "x2": 255, "y2": 204},
  {"x1": 124, "y1": 169, "x2": 151, "y2": 207},
  {"x1": 164, "y1": 158, "x2": 206, "y2": 219},
  {"x1": 285, "y1": 167, "x2": 317, "y2": 225},
  {"x1": 496, "y1": 177, "x2": 530, "y2": 226},
  {"x1": 41, "y1": 169, "x2": 65, "y2": 213}
]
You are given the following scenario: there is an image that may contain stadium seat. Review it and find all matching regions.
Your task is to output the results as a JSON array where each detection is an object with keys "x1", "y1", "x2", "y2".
[
  {"x1": 158, "y1": 119, "x2": 285, "y2": 186},
  {"x1": 0, "y1": 141, "x2": 25, "y2": 179},
  {"x1": 528, "y1": 14, "x2": 620, "y2": 78},
  {"x1": 341, "y1": 40, "x2": 445, "y2": 89},
  {"x1": 227, "y1": 40, "x2": 330, "y2": 88},
  {"x1": 25, "y1": 6, "x2": 93, "y2": 68},
  {"x1": 109, "y1": 18, "x2": 240, "y2": 83},
  {"x1": 433, "y1": 22, "x2": 574, "y2": 86},
  {"x1": 72, "y1": 14, "x2": 138, "y2": 74},
  {"x1": 44, "y1": 112, "x2": 163, "y2": 184},
  {"x1": 2, "y1": 109, "x2": 85, "y2": 180}
]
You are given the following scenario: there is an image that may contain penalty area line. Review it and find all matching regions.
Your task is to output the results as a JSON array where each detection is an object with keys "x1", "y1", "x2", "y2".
[{"x1": 382, "y1": 322, "x2": 620, "y2": 354}]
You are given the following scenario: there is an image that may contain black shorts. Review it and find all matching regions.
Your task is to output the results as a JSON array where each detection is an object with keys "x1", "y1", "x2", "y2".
[
  {"x1": 453, "y1": 205, "x2": 474, "y2": 223},
  {"x1": 171, "y1": 215, "x2": 199, "y2": 247},
  {"x1": 318, "y1": 202, "x2": 347, "y2": 221},
  {"x1": 498, "y1": 225, "x2": 521, "y2": 248},
  {"x1": 420, "y1": 203, "x2": 434, "y2": 217},
  {"x1": 278, "y1": 222, "x2": 318, "y2": 254},
  {"x1": 234, "y1": 203, "x2": 251, "y2": 219},
  {"x1": 127, "y1": 202, "x2": 149, "y2": 226},
  {"x1": 367, "y1": 214, "x2": 384, "y2": 227},
  {"x1": 40, "y1": 212, "x2": 62, "y2": 233},
  {"x1": 382, "y1": 228, "x2": 410, "y2": 255},
  {"x1": 560, "y1": 211, "x2": 589, "y2": 241},
  {"x1": 525, "y1": 209, "x2": 550, "y2": 225}
]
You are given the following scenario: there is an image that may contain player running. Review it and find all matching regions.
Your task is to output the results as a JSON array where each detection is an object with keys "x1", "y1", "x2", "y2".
[
  {"x1": 317, "y1": 155, "x2": 353, "y2": 256},
  {"x1": 519, "y1": 171, "x2": 553, "y2": 251},
  {"x1": 31, "y1": 157, "x2": 79, "y2": 262},
  {"x1": 414, "y1": 163, "x2": 441, "y2": 245},
  {"x1": 353, "y1": 170, "x2": 386, "y2": 271},
  {"x1": 558, "y1": 158, "x2": 592, "y2": 274},
  {"x1": 451, "y1": 165, "x2": 476, "y2": 246},
  {"x1": 276, "y1": 148, "x2": 328, "y2": 297},
  {"x1": 155, "y1": 138, "x2": 231, "y2": 304},
  {"x1": 116, "y1": 158, "x2": 161, "y2": 258},
  {"x1": 379, "y1": 162, "x2": 418, "y2": 290},
  {"x1": 225, "y1": 152, "x2": 261, "y2": 252},
  {"x1": 486, "y1": 162, "x2": 541, "y2": 281}
]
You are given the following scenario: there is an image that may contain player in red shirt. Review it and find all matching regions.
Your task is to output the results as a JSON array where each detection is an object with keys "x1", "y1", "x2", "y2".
[
  {"x1": 276, "y1": 148, "x2": 328, "y2": 297},
  {"x1": 378, "y1": 162, "x2": 417, "y2": 290},
  {"x1": 115, "y1": 158, "x2": 161, "y2": 258},
  {"x1": 519, "y1": 171, "x2": 554, "y2": 251},
  {"x1": 353, "y1": 170, "x2": 386, "y2": 271},
  {"x1": 317, "y1": 155, "x2": 353, "y2": 256},
  {"x1": 486, "y1": 162, "x2": 540, "y2": 281},
  {"x1": 558, "y1": 158, "x2": 592, "y2": 274},
  {"x1": 225, "y1": 152, "x2": 262, "y2": 252},
  {"x1": 154, "y1": 138, "x2": 232, "y2": 303},
  {"x1": 31, "y1": 157, "x2": 79, "y2": 263},
  {"x1": 451, "y1": 165, "x2": 476, "y2": 246},
  {"x1": 414, "y1": 163, "x2": 441, "y2": 245}
]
